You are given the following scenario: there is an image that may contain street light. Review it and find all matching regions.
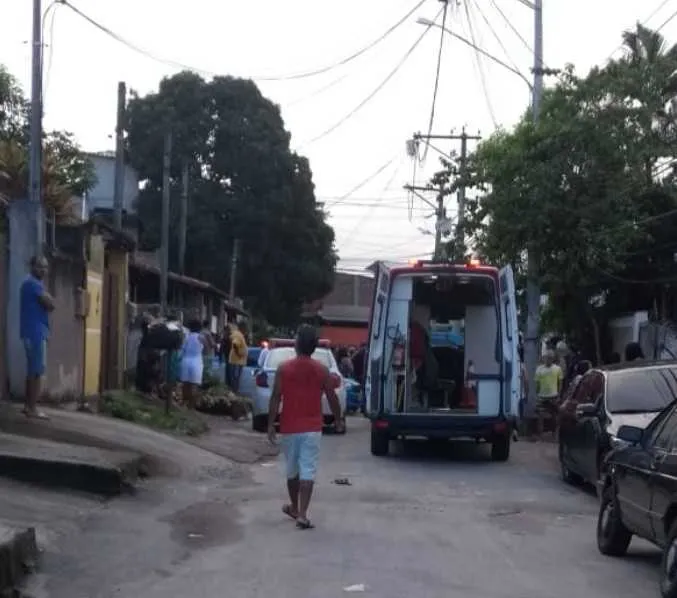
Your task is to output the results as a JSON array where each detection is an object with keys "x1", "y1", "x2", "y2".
[{"x1": 415, "y1": 18, "x2": 532, "y2": 91}]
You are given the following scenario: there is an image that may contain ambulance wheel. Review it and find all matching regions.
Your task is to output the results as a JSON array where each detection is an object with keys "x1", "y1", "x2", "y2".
[
  {"x1": 371, "y1": 428, "x2": 389, "y2": 456},
  {"x1": 491, "y1": 434, "x2": 511, "y2": 462}
]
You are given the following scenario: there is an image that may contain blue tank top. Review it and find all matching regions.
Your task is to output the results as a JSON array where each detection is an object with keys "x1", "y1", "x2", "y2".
[{"x1": 182, "y1": 332, "x2": 203, "y2": 359}]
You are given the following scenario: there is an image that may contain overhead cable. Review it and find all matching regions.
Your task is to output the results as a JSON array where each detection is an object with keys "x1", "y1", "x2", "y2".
[
  {"x1": 58, "y1": 0, "x2": 429, "y2": 82},
  {"x1": 301, "y1": 9, "x2": 443, "y2": 147},
  {"x1": 324, "y1": 156, "x2": 398, "y2": 208}
]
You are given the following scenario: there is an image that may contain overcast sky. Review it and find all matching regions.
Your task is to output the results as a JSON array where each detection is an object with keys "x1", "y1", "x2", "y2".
[{"x1": 3, "y1": 0, "x2": 677, "y2": 271}]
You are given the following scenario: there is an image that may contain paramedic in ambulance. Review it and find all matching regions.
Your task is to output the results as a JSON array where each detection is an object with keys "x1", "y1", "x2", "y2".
[{"x1": 409, "y1": 304, "x2": 430, "y2": 404}]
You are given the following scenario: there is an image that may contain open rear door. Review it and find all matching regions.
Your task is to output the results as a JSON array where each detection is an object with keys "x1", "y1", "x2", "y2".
[
  {"x1": 365, "y1": 262, "x2": 391, "y2": 415},
  {"x1": 499, "y1": 265, "x2": 519, "y2": 419}
]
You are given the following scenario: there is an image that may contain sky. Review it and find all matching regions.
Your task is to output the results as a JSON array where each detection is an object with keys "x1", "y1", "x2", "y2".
[{"x1": 3, "y1": 0, "x2": 677, "y2": 273}]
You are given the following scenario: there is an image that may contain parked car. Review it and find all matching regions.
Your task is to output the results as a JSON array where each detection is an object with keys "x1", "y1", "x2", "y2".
[
  {"x1": 251, "y1": 340, "x2": 347, "y2": 433},
  {"x1": 238, "y1": 347, "x2": 262, "y2": 400},
  {"x1": 597, "y1": 399, "x2": 677, "y2": 598},
  {"x1": 559, "y1": 361, "x2": 677, "y2": 488}
]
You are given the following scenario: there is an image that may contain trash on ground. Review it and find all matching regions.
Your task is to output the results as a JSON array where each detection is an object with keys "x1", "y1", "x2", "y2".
[
  {"x1": 334, "y1": 477, "x2": 352, "y2": 486},
  {"x1": 343, "y1": 583, "x2": 366, "y2": 592}
]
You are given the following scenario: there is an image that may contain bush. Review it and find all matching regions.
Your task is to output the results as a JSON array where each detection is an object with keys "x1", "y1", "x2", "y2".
[{"x1": 100, "y1": 390, "x2": 208, "y2": 436}]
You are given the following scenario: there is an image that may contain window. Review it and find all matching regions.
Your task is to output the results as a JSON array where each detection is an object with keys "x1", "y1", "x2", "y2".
[
  {"x1": 647, "y1": 405, "x2": 677, "y2": 451},
  {"x1": 265, "y1": 348, "x2": 335, "y2": 370},
  {"x1": 607, "y1": 367, "x2": 677, "y2": 414}
]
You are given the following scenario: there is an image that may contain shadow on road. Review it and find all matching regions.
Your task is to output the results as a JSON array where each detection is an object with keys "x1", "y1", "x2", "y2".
[{"x1": 392, "y1": 438, "x2": 496, "y2": 463}]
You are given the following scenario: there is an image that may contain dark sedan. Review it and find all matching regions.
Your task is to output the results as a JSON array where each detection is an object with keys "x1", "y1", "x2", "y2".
[
  {"x1": 559, "y1": 361, "x2": 677, "y2": 488},
  {"x1": 597, "y1": 400, "x2": 677, "y2": 598}
]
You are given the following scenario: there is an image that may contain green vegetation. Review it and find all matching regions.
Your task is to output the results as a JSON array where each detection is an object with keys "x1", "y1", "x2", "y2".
[
  {"x1": 432, "y1": 24, "x2": 677, "y2": 361},
  {"x1": 126, "y1": 71, "x2": 336, "y2": 325},
  {"x1": 100, "y1": 390, "x2": 208, "y2": 437}
]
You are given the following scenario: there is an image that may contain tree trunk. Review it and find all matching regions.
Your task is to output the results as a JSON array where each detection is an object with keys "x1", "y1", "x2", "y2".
[{"x1": 589, "y1": 312, "x2": 602, "y2": 366}]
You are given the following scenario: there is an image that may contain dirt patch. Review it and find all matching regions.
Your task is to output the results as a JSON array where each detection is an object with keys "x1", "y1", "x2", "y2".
[{"x1": 162, "y1": 501, "x2": 243, "y2": 550}]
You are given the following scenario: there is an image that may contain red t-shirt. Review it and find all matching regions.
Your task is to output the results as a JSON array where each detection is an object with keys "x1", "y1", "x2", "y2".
[
  {"x1": 278, "y1": 356, "x2": 327, "y2": 434},
  {"x1": 410, "y1": 322, "x2": 426, "y2": 368}
]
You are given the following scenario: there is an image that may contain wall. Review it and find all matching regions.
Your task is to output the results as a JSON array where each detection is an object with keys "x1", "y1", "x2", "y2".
[
  {"x1": 609, "y1": 311, "x2": 649, "y2": 357},
  {"x1": 0, "y1": 231, "x2": 7, "y2": 397},
  {"x1": 46, "y1": 256, "x2": 85, "y2": 399}
]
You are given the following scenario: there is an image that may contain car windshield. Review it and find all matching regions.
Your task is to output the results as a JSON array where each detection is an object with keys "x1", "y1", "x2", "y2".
[
  {"x1": 607, "y1": 367, "x2": 677, "y2": 414},
  {"x1": 265, "y1": 347, "x2": 335, "y2": 370}
]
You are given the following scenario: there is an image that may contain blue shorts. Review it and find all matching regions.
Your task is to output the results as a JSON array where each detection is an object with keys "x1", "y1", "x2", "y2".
[
  {"x1": 180, "y1": 357, "x2": 203, "y2": 385},
  {"x1": 24, "y1": 338, "x2": 47, "y2": 377},
  {"x1": 281, "y1": 432, "x2": 321, "y2": 481}
]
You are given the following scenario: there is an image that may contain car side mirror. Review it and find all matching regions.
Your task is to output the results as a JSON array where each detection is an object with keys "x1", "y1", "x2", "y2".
[
  {"x1": 576, "y1": 403, "x2": 597, "y2": 418},
  {"x1": 616, "y1": 425, "x2": 643, "y2": 445}
]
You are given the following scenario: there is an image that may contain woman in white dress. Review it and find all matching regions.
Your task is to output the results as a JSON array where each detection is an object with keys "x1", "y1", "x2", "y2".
[{"x1": 180, "y1": 319, "x2": 204, "y2": 409}]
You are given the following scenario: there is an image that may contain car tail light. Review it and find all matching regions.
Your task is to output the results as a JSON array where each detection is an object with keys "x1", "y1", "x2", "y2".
[
  {"x1": 256, "y1": 372, "x2": 269, "y2": 388},
  {"x1": 374, "y1": 420, "x2": 389, "y2": 429},
  {"x1": 329, "y1": 373, "x2": 341, "y2": 389}
]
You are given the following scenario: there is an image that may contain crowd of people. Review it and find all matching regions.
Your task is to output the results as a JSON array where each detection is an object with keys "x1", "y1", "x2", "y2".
[
  {"x1": 135, "y1": 316, "x2": 250, "y2": 407},
  {"x1": 525, "y1": 339, "x2": 646, "y2": 440}
]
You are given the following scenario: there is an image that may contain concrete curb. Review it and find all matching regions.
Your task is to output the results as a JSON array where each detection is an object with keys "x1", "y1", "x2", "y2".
[
  {"x1": 0, "y1": 526, "x2": 38, "y2": 594},
  {"x1": 0, "y1": 433, "x2": 143, "y2": 496}
]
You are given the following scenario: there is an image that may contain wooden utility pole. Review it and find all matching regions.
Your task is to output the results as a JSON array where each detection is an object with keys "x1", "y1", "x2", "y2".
[
  {"x1": 229, "y1": 238, "x2": 240, "y2": 299},
  {"x1": 178, "y1": 162, "x2": 189, "y2": 274},
  {"x1": 160, "y1": 131, "x2": 172, "y2": 315},
  {"x1": 113, "y1": 82, "x2": 126, "y2": 230}
]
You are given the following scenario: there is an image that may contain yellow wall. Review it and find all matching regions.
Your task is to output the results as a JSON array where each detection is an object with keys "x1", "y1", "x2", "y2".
[
  {"x1": 107, "y1": 249, "x2": 129, "y2": 389},
  {"x1": 84, "y1": 235, "x2": 104, "y2": 396}
]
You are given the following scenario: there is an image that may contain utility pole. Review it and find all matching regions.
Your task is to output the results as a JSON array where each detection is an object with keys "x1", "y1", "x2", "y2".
[
  {"x1": 523, "y1": 0, "x2": 544, "y2": 417},
  {"x1": 29, "y1": 0, "x2": 44, "y2": 250},
  {"x1": 113, "y1": 82, "x2": 126, "y2": 230},
  {"x1": 406, "y1": 130, "x2": 480, "y2": 261},
  {"x1": 160, "y1": 131, "x2": 172, "y2": 315},
  {"x1": 178, "y1": 162, "x2": 188, "y2": 274},
  {"x1": 229, "y1": 238, "x2": 240, "y2": 299}
]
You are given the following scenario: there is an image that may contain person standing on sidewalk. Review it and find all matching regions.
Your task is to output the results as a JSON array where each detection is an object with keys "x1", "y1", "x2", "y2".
[
  {"x1": 534, "y1": 350, "x2": 563, "y2": 440},
  {"x1": 267, "y1": 324, "x2": 344, "y2": 530},
  {"x1": 228, "y1": 322, "x2": 248, "y2": 393},
  {"x1": 20, "y1": 256, "x2": 54, "y2": 419}
]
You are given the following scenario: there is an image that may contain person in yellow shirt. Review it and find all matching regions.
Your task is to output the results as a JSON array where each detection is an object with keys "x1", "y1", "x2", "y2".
[
  {"x1": 534, "y1": 350, "x2": 563, "y2": 440},
  {"x1": 228, "y1": 322, "x2": 248, "y2": 393}
]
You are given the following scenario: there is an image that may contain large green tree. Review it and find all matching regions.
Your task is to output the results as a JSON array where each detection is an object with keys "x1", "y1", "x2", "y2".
[
  {"x1": 0, "y1": 65, "x2": 95, "y2": 216},
  {"x1": 435, "y1": 24, "x2": 677, "y2": 361},
  {"x1": 126, "y1": 71, "x2": 336, "y2": 325}
]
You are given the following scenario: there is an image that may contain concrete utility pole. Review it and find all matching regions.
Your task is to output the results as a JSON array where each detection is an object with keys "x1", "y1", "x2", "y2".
[
  {"x1": 229, "y1": 238, "x2": 240, "y2": 299},
  {"x1": 178, "y1": 162, "x2": 189, "y2": 274},
  {"x1": 523, "y1": 0, "x2": 544, "y2": 416},
  {"x1": 160, "y1": 131, "x2": 172, "y2": 315},
  {"x1": 113, "y1": 82, "x2": 126, "y2": 230},
  {"x1": 406, "y1": 130, "x2": 480, "y2": 261},
  {"x1": 29, "y1": 0, "x2": 44, "y2": 249}
]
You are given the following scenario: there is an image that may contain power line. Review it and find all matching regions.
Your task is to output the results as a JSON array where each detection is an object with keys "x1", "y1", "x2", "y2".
[
  {"x1": 464, "y1": 1, "x2": 497, "y2": 127},
  {"x1": 656, "y1": 6, "x2": 677, "y2": 32},
  {"x1": 42, "y1": 0, "x2": 63, "y2": 105},
  {"x1": 419, "y1": 0, "x2": 450, "y2": 164},
  {"x1": 300, "y1": 7, "x2": 444, "y2": 147},
  {"x1": 489, "y1": 0, "x2": 533, "y2": 54},
  {"x1": 324, "y1": 156, "x2": 398, "y2": 208},
  {"x1": 58, "y1": 0, "x2": 428, "y2": 83},
  {"x1": 472, "y1": 0, "x2": 525, "y2": 79},
  {"x1": 646, "y1": 0, "x2": 675, "y2": 26}
]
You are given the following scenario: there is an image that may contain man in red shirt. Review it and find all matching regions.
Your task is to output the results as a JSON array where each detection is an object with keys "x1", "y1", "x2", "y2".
[{"x1": 267, "y1": 325, "x2": 344, "y2": 530}]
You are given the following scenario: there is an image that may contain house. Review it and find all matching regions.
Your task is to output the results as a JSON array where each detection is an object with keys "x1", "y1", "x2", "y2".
[
  {"x1": 303, "y1": 269, "x2": 374, "y2": 347},
  {"x1": 73, "y1": 152, "x2": 140, "y2": 220}
]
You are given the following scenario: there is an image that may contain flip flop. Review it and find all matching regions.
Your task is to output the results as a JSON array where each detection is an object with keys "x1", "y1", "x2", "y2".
[
  {"x1": 282, "y1": 504, "x2": 298, "y2": 520},
  {"x1": 296, "y1": 518, "x2": 315, "y2": 530},
  {"x1": 23, "y1": 409, "x2": 49, "y2": 420}
]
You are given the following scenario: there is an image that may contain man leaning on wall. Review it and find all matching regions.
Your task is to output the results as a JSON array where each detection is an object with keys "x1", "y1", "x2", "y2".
[{"x1": 20, "y1": 256, "x2": 54, "y2": 419}]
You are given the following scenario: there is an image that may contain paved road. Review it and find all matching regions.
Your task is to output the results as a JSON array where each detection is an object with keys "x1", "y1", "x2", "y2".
[{"x1": 26, "y1": 417, "x2": 660, "y2": 598}]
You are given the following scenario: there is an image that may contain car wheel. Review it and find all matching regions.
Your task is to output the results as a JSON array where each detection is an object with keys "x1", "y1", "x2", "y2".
[
  {"x1": 371, "y1": 427, "x2": 389, "y2": 456},
  {"x1": 597, "y1": 486, "x2": 632, "y2": 556},
  {"x1": 559, "y1": 442, "x2": 582, "y2": 485},
  {"x1": 660, "y1": 520, "x2": 677, "y2": 598},
  {"x1": 490, "y1": 433, "x2": 511, "y2": 462},
  {"x1": 252, "y1": 414, "x2": 268, "y2": 433}
]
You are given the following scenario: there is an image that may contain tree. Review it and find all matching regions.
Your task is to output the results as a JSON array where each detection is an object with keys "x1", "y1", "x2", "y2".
[
  {"x1": 0, "y1": 65, "x2": 95, "y2": 217},
  {"x1": 126, "y1": 71, "x2": 336, "y2": 325},
  {"x1": 435, "y1": 24, "x2": 677, "y2": 361}
]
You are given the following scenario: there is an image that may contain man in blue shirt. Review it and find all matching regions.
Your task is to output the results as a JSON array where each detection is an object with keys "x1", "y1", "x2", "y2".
[{"x1": 20, "y1": 256, "x2": 54, "y2": 419}]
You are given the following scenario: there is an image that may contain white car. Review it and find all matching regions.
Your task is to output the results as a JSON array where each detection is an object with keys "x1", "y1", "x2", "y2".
[{"x1": 251, "y1": 344, "x2": 347, "y2": 434}]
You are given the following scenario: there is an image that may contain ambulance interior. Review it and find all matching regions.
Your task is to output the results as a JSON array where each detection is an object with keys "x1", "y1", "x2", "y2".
[{"x1": 393, "y1": 272, "x2": 501, "y2": 415}]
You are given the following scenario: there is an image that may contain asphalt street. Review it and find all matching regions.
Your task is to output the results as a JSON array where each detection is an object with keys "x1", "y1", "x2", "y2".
[{"x1": 23, "y1": 417, "x2": 660, "y2": 598}]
